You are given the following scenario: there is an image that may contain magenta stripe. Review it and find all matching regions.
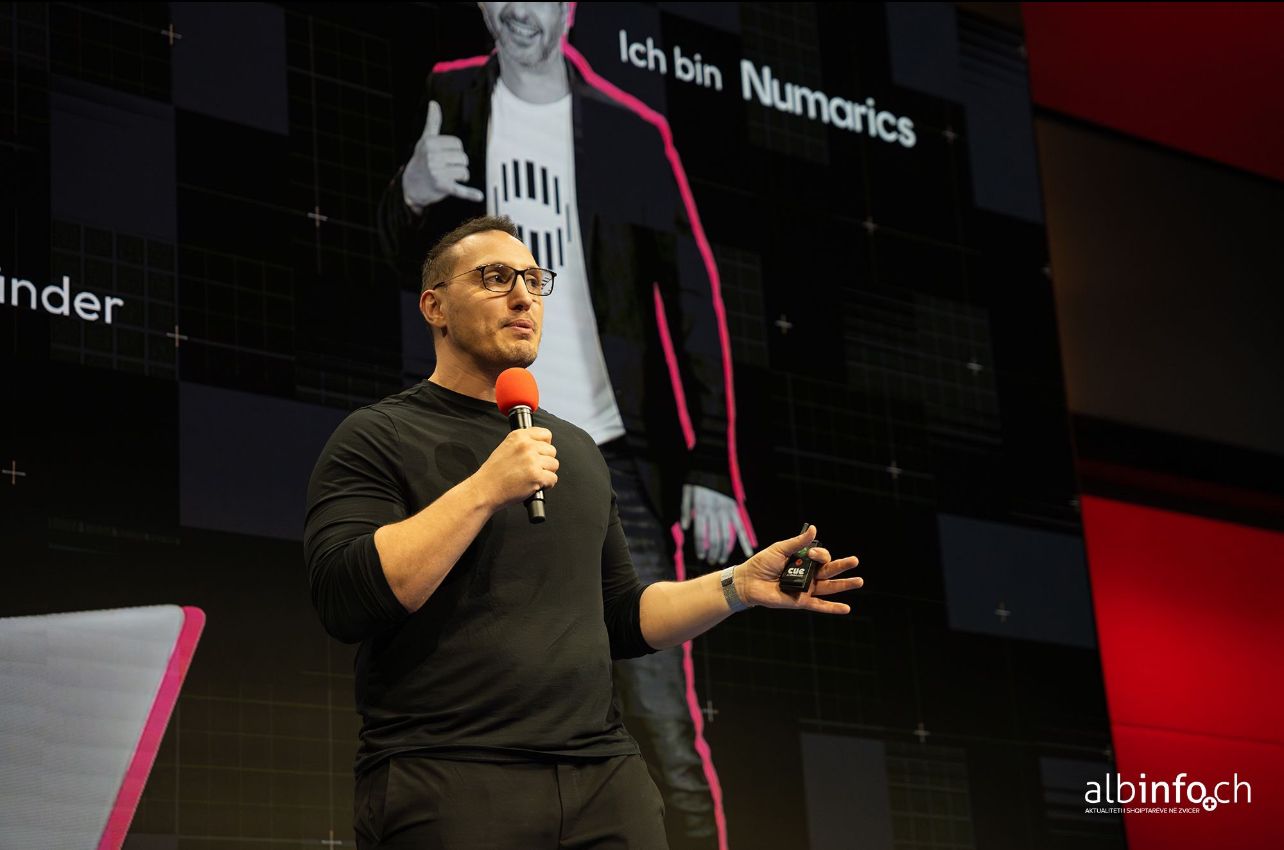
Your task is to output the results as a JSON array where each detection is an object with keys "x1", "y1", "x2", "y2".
[
  {"x1": 566, "y1": 37, "x2": 745, "y2": 850},
  {"x1": 670, "y1": 522, "x2": 729, "y2": 850},
  {"x1": 653, "y1": 284, "x2": 697, "y2": 449},
  {"x1": 564, "y1": 43, "x2": 757, "y2": 550},
  {"x1": 97, "y1": 606, "x2": 206, "y2": 850},
  {"x1": 431, "y1": 53, "x2": 492, "y2": 74}
]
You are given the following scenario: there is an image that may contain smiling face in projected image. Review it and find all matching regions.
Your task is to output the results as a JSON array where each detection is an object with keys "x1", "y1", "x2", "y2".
[
  {"x1": 479, "y1": 2, "x2": 567, "y2": 70},
  {"x1": 425, "y1": 229, "x2": 544, "y2": 378}
]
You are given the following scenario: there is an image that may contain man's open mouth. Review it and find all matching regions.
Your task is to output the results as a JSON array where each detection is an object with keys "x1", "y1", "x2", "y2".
[{"x1": 503, "y1": 18, "x2": 541, "y2": 40}]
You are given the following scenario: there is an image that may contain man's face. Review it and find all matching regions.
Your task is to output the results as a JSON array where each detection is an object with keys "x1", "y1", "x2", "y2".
[
  {"x1": 479, "y1": 2, "x2": 565, "y2": 68},
  {"x1": 428, "y1": 230, "x2": 544, "y2": 372}
]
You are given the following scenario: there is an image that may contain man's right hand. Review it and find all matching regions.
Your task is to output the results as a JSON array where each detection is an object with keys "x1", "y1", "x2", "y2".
[
  {"x1": 473, "y1": 427, "x2": 559, "y2": 511},
  {"x1": 402, "y1": 99, "x2": 485, "y2": 213}
]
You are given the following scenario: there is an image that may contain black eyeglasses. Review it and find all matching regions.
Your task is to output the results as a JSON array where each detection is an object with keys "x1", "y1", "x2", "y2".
[{"x1": 433, "y1": 263, "x2": 556, "y2": 296}]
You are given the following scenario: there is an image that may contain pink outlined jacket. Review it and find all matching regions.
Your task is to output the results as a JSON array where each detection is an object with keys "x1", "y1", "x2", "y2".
[{"x1": 377, "y1": 52, "x2": 744, "y2": 533}]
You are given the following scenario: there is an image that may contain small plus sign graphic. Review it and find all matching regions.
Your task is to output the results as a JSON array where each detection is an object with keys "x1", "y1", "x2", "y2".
[
  {"x1": 995, "y1": 601, "x2": 1011, "y2": 623},
  {"x1": 4, "y1": 460, "x2": 26, "y2": 485},
  {"x1": 861, "y1": 216, "x2": 878, "y2": 234},
  {"x1": 166, "y1": 325, "x2": 189, "y2": 348},
  {"x1": 701, "y1": 699, "x2": 719, "y2": 723},
  {"x1": 774, "y1": 314, "x2": 794, "y2": 335},
  {"x1": 943, "y1": 126, "x2": 958, "y2": 144},
  {"x1": 966, "y1": 359, "x2": 983, "y2": 374},
  {"x1": 320, "y1": 832, "x2": 342, "y2": 847},
  {"x1": 887, "y1": 460, "x2": 901, "y2": 480},
  {"x1": 308, "y1": 206, "x2": 329, "y2": 229},
  {"x1": 162, "y1": 23, "x2": 182, "y2": 47},
  {"x1": 913, "y1": 721, "x2": 930, "y2": 744}
]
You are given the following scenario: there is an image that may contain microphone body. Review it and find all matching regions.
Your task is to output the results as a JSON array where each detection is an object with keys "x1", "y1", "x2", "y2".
[{"x1": 506, "y1": 403, "x2": 545, "y2": 523}]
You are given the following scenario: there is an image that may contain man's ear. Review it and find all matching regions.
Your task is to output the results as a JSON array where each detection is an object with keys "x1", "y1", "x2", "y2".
[{"x1": 421, "y1": 287, "x2": 447, "y2": 338}]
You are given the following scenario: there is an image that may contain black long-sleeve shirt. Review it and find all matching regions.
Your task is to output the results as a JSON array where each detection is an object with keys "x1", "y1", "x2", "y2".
[{"x1": 304, "y1": 379, "x2": 656, "y2": 775}]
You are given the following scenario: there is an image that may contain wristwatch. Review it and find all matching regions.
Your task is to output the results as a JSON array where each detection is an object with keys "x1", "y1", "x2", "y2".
[{"x1": 720, "y1": 565, "x2": 751, "y2": 613}]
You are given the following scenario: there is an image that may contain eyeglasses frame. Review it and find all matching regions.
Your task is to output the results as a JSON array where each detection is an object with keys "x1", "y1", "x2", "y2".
[{"x1": 432, "y1": 263, "x2": 556, "y2": 296}]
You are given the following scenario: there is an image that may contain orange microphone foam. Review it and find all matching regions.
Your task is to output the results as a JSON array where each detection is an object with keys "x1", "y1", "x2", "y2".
[{"x1": 495, "y1": 367, "x2": 539, "y2": 415}]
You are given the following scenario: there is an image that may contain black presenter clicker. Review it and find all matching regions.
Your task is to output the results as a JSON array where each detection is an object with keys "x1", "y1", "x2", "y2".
[{"x1": 778, "y1": 522, "x2": 821, "y2": 593}]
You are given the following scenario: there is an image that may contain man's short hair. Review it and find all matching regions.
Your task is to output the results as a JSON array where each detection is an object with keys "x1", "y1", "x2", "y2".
[{"x1": 420, "y1": 215, "x2": 520, "y2": 293}]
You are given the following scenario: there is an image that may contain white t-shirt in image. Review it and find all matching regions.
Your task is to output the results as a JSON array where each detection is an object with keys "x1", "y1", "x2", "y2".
[{"x1": 486, "y1": 77, "x2": 626, "y2": 444}]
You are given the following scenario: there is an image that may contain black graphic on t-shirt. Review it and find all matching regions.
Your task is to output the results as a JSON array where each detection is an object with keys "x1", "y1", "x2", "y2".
[{"x1": 495, "y1": 157, "x2": 573, "y2": 272}]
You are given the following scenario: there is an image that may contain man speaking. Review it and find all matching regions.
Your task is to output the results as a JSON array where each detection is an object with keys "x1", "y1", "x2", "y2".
[
  {"x1": 376, "y1": 10, "x2": 754, "y2": 838},
  {"x1": 305, "y1": 216, "x2": 863, "y2": 848}
]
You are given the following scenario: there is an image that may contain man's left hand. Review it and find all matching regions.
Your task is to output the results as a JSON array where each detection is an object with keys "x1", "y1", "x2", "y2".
[
  {"x1": 734, "y1": 524, "x2": 863, "y2": 614},
  {"x1": 681, "y1": 484, "x2": 754, "y2": 566}
]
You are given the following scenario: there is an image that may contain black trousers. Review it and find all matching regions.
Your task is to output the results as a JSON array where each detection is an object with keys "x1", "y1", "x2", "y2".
[{"x1": 353, "y1": 753, "x2": 668, "y2": 849}]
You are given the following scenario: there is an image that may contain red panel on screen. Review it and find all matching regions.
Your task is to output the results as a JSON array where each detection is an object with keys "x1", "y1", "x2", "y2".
[
  {"x1": 1082, "y1": 495, "x2": 1284, "y2": 847},
  {"x1": 1022, "y1": 3, "x2": 1284, "y2": 183},
  {"x1": 1082, "y1": 496, "x2": 1284, "y2": 738},
  {"x1": 1111, "y1": 725, "x2": 1284, "y2": 849}
]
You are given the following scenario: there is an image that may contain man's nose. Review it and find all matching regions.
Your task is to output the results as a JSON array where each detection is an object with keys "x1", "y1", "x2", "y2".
[
  {"x1": 505, "y1": 5, "x2": 533, "y2": 24},
  {"x1": 508, "y1": 278, "x2": 535, "y2": 310}
]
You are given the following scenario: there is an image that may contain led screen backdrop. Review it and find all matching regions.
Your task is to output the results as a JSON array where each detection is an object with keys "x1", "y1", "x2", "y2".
[{"x1": 1, "y1": 3, "x2": 1122, "y2": 849}]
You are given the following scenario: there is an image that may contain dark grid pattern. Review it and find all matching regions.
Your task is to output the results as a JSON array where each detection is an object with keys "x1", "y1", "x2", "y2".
[
  {"x1": 285, "y1": 9, "x2": 403, "y2": 408},
  {"x1": 887, "y1": 742, "x2": 976, "y2": 850},
  {"x1": 915, "y1": 293, "x2": 1000, "y2": 446},
  {"x1": 713, "y1": 243, "x2": 769, "y2": 367},
  {"x1": 49, "y1": 220, "x2": 177, "y2": 378},
  {"x1": 0, "y1": 3, "x2": 51, "y2": 141},
  {"x1": 700, "y1": 592, "x2": 878, "y2": 722},
  {"x1": 810, "y1": 611, "x2": 879, "y2": 723},
  {"x1": 740, "y1": 2, "x2": 830, "y2": 164},
  {"x1": 48, "y1": 3, "x2": 171, "y2": 102},
  {"x1": 130, "y1": 663, "x2": 360, "y2": 847},
  {"x1": 845, "y1": 288, "x2": 1001, "y2": 450},
  {"x1": 770, "y1": 373, "x2": 936, "y2": 504},
  {"x1": 844, "y1": 286, "x2": 919, "y2": 397},
  {"x1": 285, "y1": 10, "x2": 395, "y2": 280},
  {"x1": 176, "y1": 243, "x2": 295, "y2": 394},
  {"x1": 1040, "y1": 757, "x2": 1125, "y2": 847},
  {"x1": 296, "y1": 352, "x2": 402, "y2": 409},
  {"x1": 699, "y1": 608, "x2": 836, "y2": 715}
]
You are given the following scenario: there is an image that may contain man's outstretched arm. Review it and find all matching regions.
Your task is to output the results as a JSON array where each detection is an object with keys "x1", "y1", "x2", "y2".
[{"x1": 637, "y1": 525, "x2": 863, "y2": 651}]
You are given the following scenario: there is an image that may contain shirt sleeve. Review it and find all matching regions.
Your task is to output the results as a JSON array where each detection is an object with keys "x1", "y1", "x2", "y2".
[
  {"x1": 303, "y1": 406, "x2": 410, "y2": 644},
  {"x1": 645, "y1": 124, "x2": 734, "y2": 499},
  {"x1": 600, "y1": 489, "x2": 659, "y2": 660}
]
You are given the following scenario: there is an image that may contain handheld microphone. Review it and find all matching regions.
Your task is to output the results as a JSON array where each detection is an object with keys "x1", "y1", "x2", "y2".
[{"x1": 495, "y1": 367, "x2": 545, "y2": 524}]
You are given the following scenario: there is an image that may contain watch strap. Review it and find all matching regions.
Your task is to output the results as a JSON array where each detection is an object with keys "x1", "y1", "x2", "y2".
[{"x1": 721, "y1": 565, "x2": 750, "y2": 613}]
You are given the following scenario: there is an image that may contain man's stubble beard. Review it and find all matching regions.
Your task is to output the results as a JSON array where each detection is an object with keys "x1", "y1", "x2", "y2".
[
  {"x1": 499, "y1": 37, "x2": 561, "y2": 70},
  {"x1": 488, "y1": 10, "x2": 564, "y2": 71},
  {"x1": 451, "y1": 323, "x2": 539, "y2": 373}
]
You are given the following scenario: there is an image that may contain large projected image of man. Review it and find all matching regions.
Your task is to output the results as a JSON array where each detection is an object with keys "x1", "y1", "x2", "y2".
[
  {"x1": 309, "y1": 215, "x2": 863, "y2": 848},
  {"x1": 377, "y1": 3, "x2": 752, "y2": 846}
]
